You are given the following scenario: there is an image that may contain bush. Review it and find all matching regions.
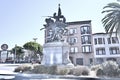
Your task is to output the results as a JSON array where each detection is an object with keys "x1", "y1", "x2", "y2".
[
  {"x1": 15, "y1": 64, "x2": 91, "y2": 76},
  {"x1": 57, "y1": 68, "x2": 69, "y2": 75},
  {"x1": 14, "y1": 64, "x2": 32, "y2": 72},
  {"x1": 101, "y1": 61, "x2": 120, "y2": 77},
  {"x1": 31, "y1": 65, "x2": 58, "y2": 74},
  {"x1": 91, "y1": 61, "x2": 120, "y2": 77},
  {"x1": 31, "y1": 65, "x2": 47, "y2": 74},
  {"x1": 96, "y1": 68, "x2": 103, "y2": 76},
  {"x1": 91, "y1": 64, "x2": 101, "y2": 71},
  {"x1": 48, "y1": 65, "x2": 57, "y2": 74},
  {"x1": 72, "y1": 66, "x2": 90, "y2": 76}
]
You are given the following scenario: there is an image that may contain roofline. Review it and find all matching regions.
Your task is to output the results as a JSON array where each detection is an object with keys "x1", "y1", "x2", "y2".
[
  {"x1": 66, "y1": 20, "x2": 91, "y2": 25},
  {"x1": 92, "y1": 32, "x2": 106, "y2": 35},
  {"x1": 92, "y1": 32, "x2": 116, "y2": 35}
]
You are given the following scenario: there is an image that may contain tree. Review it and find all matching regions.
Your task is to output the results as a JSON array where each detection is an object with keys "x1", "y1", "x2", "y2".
[
  {"x1": 23, "y1": 41, "x2": 43, "y2": 62},
  {"x1": 23, "y1": 41, "x2": 42, "y2": 54},
  {"x1": 102, "y1": 2, "x2": 120, "y2": 36},
  {"x1": 12, "y1": 46, "x2": 24, "y2": 62}
]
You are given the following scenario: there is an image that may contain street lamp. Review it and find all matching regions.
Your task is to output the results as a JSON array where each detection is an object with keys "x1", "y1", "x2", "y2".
[
  {"x1": 33, "y1": 38, "x2": 38, "y2": 42},
  {"x1": 14, "y1": 44, "x2": 17, "y2": 64}
]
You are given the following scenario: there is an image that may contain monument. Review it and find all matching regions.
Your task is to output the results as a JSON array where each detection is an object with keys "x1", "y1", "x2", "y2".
[{"x1": 41, "y1": 4, "x2": 73, "y2": 66}]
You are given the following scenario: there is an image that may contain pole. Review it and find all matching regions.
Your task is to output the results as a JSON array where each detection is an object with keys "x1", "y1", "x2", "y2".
[
  {"x1": 33, "y1": 38, "x2": 38, "y2": 42},
  {"x1": 14, "y1": 44, "x2": 17, "y2": 64}
]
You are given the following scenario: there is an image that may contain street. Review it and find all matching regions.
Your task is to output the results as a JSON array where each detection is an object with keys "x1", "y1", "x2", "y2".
[
  {"x1": 0, "y1": 63, "x2": 20, "y2": 72},
  {"x1": 0, "y1": 64, "x2": 20, "y2": 79}
]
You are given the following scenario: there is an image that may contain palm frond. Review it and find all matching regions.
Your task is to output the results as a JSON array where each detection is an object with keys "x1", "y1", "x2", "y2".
[
  {"x1": 102, "y1": 9, "x2": 119, "y2": 13},
  {"x1": 104, "y1": 19, "x2": 114, "y2": 32},
  {"x1": 109, "y1": 21, "x2": 116, "y2": 34},
  {"x1": 102, "y1": 11, "x2": 116, "y2": 21},
  {"x1": 103, "y1": 3, "x2": 120, "y2": 9},
  {"x1": 116, "y1": 22, "x2": 120, "y2": 37},
  {"x1": 104, "y1": 20, "x2": 114, "y2": 33},
  {"x1": 102, "y1": 2, "x2": 120, "y2": 36},
  {"x1": 102, "y1": 14, "x2": 117, "y2": 33}
]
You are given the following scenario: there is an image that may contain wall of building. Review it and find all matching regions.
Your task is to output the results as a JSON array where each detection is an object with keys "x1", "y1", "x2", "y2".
[
  {"x1": 65, "y1": 21, "x2": 94, "y2": 66},
  {"x1": 93, "y1": 33, "x2": 120, "y2": 65}
]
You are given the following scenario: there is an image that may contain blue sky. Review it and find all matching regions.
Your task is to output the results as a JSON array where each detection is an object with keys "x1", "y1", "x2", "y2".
[{"x1": 0, "y1": 0, "x2": 116, "y2": 50}]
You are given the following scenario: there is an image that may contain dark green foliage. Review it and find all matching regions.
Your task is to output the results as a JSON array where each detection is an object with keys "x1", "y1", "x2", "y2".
[
  {"x1": 102, "y1": 2, "x2": 120, "y2": 36},
  {"x1": 91, "y1": 64, "x2": 101, "y2": 71},
  {"x1": 101, "y1": 61, "x2": 120, "y2": 77},
  {"x1": 48, "y1": 65, "x2": 58, "y2": 74},
  {"x1": 14, "y1": 64, "x2": 32, "y2": 72},
  {"x1": 96, "y1": 69, "x2": 103, "y2": 76},
  {"x1": 91, "y1": 61, "x2": 120, "y2": 77},
  {"x1": 31, "y1": 65, "x2": 57, "y2": 74},
  {"x1": 12, "y1": 46, "x2": 24, "y2": 60},
  {"x1": 12, "y1": 46, "x2": 24, "y2": 56},
  {"x1": 23, "y1": 41, "x2": 43, "y2": 55},
  {"x1": 72, "y1": 66, "x2": 90, "y2": 76},
  {"x1": 14, "y1": 64, "x2": 90, "y2": 76},
  {"x1": 23, "y1": 42, "x2": 42, "y2": 52}
]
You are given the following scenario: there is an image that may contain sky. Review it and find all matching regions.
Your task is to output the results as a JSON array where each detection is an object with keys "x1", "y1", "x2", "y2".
[{"x1": 0, "y1": 0, "x2": 117, "y2": 50}]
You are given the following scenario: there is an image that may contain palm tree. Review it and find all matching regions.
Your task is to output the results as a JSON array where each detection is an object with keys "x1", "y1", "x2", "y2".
[{"x1": 102, "y1": 2, "x2": 120, "y2": 36}]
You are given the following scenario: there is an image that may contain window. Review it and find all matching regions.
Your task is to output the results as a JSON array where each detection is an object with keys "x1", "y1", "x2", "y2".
[
  {"x1": 107, "y1": 37, "x2": 119, "y2": 44},
  {"x1": 94, "y1": 38, "x2": 97, "y2": 45},
  {"x1": 112, "y1": 37, "x2": 119, "y2": 44},
  {"x1": 76, "y1": 58, "x2": 83, "y2": 65},
  {"x1": 107, "y1": 38, "x2": 111, "y2": 44},
  {"x1": 107, "y1": 58, "x2": 116, "y2": 61},
  {"x1": 96, "y1": 58, "x2": 104, "y2": 64},
  {"x1": 98, "y1": 38, "x2": 105, "y2": 44},
  {"x1": 81, "y1": 35, "x2": 91, "y2": 44},
  {"x1": 94, "y1": 38, "x2": 105, "y2": 45},
  {"x1": 109, "y1": 47, "x2": 120, "y2": 54},
  {"x1": 70, "y1": 47, "x2": 78, "y2": 53},
  {"x1": 68, "y1": 37, "x2": 77, "y2": 45},
  {"x1": 82, "y1": 45, "x2": 92, "y2": 53},
  {"x1": 98, "y1": 38, "x2": 102, "y2": 44},
  {"x1": 80, "y1": 25, "x2": 91, "y2": 34},
  {"x1": 69, "y1": 28, "x2": 77, "y2": 34},
  {"x1": 96, "y1": 48, "x2": 106, "y2": 55},
  {"x1": 90, "y1": 58, "x2": 93, "y2": 64}
]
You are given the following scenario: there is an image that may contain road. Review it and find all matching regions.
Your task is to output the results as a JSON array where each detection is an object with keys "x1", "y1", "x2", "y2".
[
  {"x1": 0, "y1": 64, "x2": 20, "y2": 79},
  {"x1": 0, "y1": 63, "x2": 20, "y2": 72}
]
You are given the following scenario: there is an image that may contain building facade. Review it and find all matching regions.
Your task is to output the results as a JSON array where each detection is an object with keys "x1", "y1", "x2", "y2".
[
  {"x1": 66, "y1": 21, "x2": 94, "y2": 66},
  {"x1": 44, "y1": 20, "x2": 94, "y2": 66},
  {"x1": 93, "y1": 33, "x2": 120, "y2": 65}
]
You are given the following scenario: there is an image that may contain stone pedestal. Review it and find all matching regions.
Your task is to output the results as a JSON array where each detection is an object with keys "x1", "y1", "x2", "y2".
[{"x1": 41, "y1": 42, "x2": 72, "y2": 65}]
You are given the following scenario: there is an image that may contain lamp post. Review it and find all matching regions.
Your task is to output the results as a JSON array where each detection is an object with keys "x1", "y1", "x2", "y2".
[
  {"x1": 14, "y1": 44, "x2": 17, "y2": 64},
  {"x1": 33, "y1": 38, "x2": 38, "y2": 42}
]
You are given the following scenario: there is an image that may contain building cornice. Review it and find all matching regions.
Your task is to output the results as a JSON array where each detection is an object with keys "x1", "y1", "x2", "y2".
[{"x1": 66, "y1": 20, "x2": 91, "y2": 25}]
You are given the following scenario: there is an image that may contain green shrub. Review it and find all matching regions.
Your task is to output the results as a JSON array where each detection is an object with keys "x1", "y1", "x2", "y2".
[
  {"x1": 96, "y1": 68, "x2": 103, "y2": 76},
  {"x1": 101, "y1": 61, "x2": 120, "y2": 77},
  {"x1": 31, "y1": 65, "x2": 71, "y2": 75},
  {"x1": 31, "y1": 65, "x2": 58, "y2": 74},
  {"x1": 48, "y1": 65, "x2": 57, "y2": 74},
  {"x1": 92, "y1": 61, "x2": 120, "y2": 77},
  {"x1": 14, "y1": 64, "x2": 32, "y2": 72},
  {"x1": 91, "y1": 64, "x2": 101, "y2": 71},
  {"x1": 32, "y1": 65, "x2": 48, "y2": 74},
  {"x1": 72, "y1": 66, "x2": 90, "y2": 76},
  {"x1": 68, "y1": 68, "x2": 74, "y2": 75},
  {"x1": 57, "y1": 68, "x2": 69, "y2": 75},
  {"x1": 15, "y1": 64, "x2": 91, "y2": 76}
]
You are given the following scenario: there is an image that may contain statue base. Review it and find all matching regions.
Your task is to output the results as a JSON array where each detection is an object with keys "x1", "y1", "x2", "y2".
[{"x1": 41, "y1": 42, "x2": 73, "y2": 66}]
